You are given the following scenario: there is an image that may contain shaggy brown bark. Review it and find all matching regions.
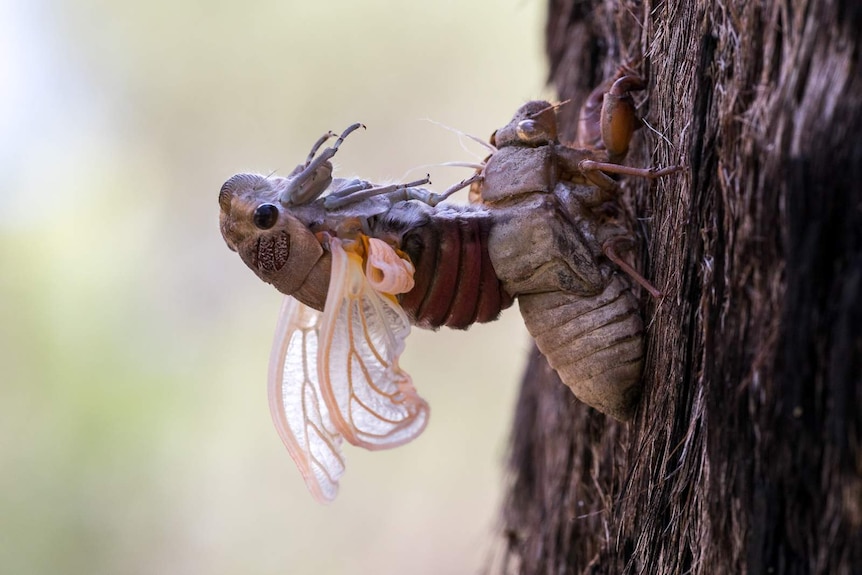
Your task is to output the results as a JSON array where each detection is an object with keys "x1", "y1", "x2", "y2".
[{"x1": 498, "y1": 1, "x2": 861, "y2": 573}]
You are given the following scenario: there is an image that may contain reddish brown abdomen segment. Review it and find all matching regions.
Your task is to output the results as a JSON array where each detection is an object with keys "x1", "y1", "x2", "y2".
[{"x1": 381, "y1": 207, "x2": 513, "y2": 330}]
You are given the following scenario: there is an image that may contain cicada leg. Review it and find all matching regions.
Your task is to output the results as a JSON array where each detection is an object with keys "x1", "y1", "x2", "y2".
[
  {"x1": 323, "y1": 176, "x2": 431, "y2": 209},
  {"x1": 324, "y1": 179, "x2": 375, "y2": 201},
  {"x1": 569, "y1": 159, "x2": 683, "y2": 211},
  {"x1": 580, "y1": 160, "x2": 684, "y2": 182},
  {"x1": 313, "y1": 123, "x2": 364, "y2": 164},
  {"x1": 598, "y1": 74, "x2": 646, "y2": 162},
  {"x1": 281, "y1": 123, "x2": 365, "y2": 205},
  {"x1": 387, "y1": 172, "x2": 483, "y2": 206},
  {"x1": 303, "y1": 131, "x2": 337, "y2": 166},
  {"x1": 576, "y1": 66, "x2": 642, "y2": 153},
  {"x1": 420, "y1": 173, "x2": 483, "y2": 205},
  {"x1": 571, "y1": 70, "x2": 681, "y2": 298},
  {"x1": 602, "y1": 237, "x2": 663, "y2": 298},
  {"x1": 324, "y1": 173, "x2": 484, "y2": 209},
  {"x1": 574, "y1": 68, "x2": 683, "y2": 186}
]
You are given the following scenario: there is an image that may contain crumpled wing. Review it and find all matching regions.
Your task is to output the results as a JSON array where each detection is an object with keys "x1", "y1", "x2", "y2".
[
  {"x1": 318, "y1": 237, "x2": 429, "y2": 450},
  {"x1": 268, "y1": 296, "x2": 345, "y2": 503}
]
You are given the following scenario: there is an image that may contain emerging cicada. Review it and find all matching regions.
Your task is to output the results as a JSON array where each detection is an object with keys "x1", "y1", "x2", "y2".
[
  {"x1": 219, "y1": 125, "x2": 511, "y2": 502},
  {"x1": 218, "y1": 71, "x2": 679, "y2": 502}
]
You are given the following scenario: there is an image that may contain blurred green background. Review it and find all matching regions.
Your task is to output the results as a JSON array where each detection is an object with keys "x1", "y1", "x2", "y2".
[{"x1": 0, "y1": 1, "x2": 547, "y2": 573}]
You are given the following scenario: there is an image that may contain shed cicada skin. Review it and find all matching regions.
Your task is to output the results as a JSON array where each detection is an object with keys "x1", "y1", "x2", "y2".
[{"x1": 470, "y1": 70, "x2": 680, "y2": 420}]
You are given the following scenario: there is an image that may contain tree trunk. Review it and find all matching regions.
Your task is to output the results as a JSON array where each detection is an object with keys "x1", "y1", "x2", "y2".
[{"x1": 498, "y1": 1, "x2": 861, "y2": 573}]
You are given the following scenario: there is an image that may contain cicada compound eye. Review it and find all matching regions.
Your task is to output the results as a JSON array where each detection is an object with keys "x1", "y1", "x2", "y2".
[
  {"x1": 253, "y1": 203, "x2": 279, "y2": 230},
  {"x1": 516, "y1": 119, "x2": 546, "y2": 145}
]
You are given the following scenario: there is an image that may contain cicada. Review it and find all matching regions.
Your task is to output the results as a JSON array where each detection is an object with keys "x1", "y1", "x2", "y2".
[
  {"x1": 218, "y1": 71, "x2": 679, "y2": 501},
  {"x1": 219, "y1": 125, "x2": 511, "y2": 502}
]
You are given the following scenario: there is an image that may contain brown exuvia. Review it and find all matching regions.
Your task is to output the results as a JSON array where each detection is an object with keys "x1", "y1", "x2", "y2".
[{"x1": 469, "y1": 73, "x2": 681, "y2": 419}]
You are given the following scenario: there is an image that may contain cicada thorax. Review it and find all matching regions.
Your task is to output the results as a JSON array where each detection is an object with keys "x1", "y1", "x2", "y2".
[{"x1": 370, "y1": 201, "x2": 514, "y2": 330}]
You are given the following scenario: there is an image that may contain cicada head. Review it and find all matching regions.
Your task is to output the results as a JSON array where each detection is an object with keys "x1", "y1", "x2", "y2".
[
  {"x1": 491, "y1": 100, "x2": 559, "y2": 148},
  {"x1": 219, "y1": 173, "x2": 330, "y2": 309}
]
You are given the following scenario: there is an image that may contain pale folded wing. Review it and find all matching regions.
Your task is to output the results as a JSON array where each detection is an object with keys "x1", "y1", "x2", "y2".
[
  {"x1": 318, "y1": 237, "x2": 429, "y2": 450},
  {"x1": 268, "y1": 296, "x2": 345, "y2": 503}
]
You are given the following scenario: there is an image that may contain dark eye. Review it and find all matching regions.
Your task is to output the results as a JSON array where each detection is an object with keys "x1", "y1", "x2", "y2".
[
  {"x1": 253, "y1": 203, "x2": 279, "y2": 230},
  {"x1": 516, "y1": 120, "x2": 542, "y2": 142}
]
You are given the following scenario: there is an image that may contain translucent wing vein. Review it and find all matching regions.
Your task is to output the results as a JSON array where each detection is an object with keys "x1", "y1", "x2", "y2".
[
  {"x1": 268, "y1": 296, "x2": 345, "y2": 503},
  {"x1": 319, "y1": 238, "x2": 429, "y2": 449}
]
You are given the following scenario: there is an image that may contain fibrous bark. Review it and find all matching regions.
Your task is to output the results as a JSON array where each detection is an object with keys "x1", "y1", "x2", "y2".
[{"x1": 498, "y1": 1, "x2": 862, "y2": 573}]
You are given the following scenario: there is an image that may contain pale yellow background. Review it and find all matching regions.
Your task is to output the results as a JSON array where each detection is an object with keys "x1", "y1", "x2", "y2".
[{"x1": 0, "y1": 1, "x2": 547, "y2": 573}]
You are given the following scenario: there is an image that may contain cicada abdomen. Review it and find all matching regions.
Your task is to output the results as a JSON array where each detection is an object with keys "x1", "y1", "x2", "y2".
[
  {"x1": 517, "y1": 278, "x2": 644, "y2": 421},
  {"x1": 371, "y1": 201, "x2": 513, "y2": 330}
]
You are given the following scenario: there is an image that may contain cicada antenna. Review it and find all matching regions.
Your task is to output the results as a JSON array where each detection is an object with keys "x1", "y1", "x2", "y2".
[
  {"x1": 526, "y1": 99, "x2": 572, "y2": 120},
  {"x1": 552, "y1": 99, "x2": 572, "y2": 111}
]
